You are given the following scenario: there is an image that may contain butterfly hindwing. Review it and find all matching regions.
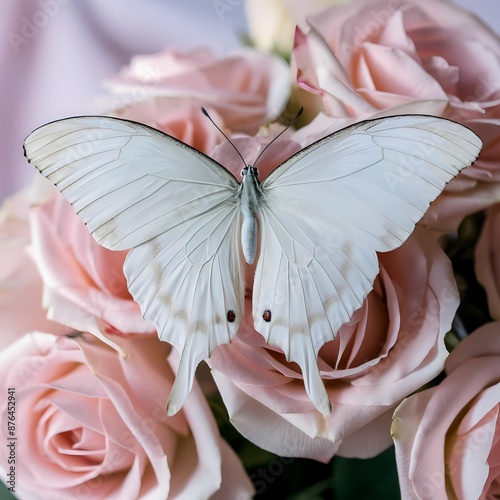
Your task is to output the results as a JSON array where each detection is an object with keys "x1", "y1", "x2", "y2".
[
  {"x1": 253, "y1": 205, "x2": 379, "y2": 414},
  {"x1": 255, "y1": 115, "x2": 482, "y2": 413},
  {"x1": 24, "y1": 116, "x2": 243, "y2": 414},
  {"x1": 126, "y1": 202, "x2": 243, "y2": 415}
]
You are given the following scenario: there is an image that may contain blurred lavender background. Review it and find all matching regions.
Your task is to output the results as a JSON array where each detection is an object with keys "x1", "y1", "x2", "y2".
[{"x1": 0, "y1": 0, "x2": 498, "y2": 200}]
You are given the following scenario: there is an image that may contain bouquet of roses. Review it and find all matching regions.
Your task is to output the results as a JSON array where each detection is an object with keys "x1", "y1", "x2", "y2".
[{"x1": 1, "y1": 0, "x2": 499, "y2": 498}]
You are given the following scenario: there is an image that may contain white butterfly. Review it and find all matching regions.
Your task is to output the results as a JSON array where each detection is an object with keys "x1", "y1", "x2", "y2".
[{"x1": 24, "y1": 114, "x2": 482, "y2": 415}]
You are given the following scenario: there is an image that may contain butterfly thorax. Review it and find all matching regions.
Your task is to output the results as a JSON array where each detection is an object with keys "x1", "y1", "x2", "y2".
[{"x1": 239, "y1": 166, "x2": 262, "y2": 265}]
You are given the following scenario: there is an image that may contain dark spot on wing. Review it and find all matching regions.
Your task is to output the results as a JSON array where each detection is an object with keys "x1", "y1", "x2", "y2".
[{"x1": 263, "y1": 309, "x2": 272, "y2": 322}]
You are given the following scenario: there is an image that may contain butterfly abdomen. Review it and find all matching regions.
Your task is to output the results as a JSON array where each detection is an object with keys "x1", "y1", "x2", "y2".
[
  {"x1": 241, "y1": 213, "x2": 258, "y2": 264},
  {"x1": 240, "y1": 166, "x2": 262, "y2": 265}
]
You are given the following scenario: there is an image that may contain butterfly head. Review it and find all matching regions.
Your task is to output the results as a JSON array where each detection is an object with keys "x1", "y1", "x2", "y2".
[
  {"x1": 241, "y1": 166, "x2": 259, "y2": 179},
  {"x1": 201, "y1": 106, "x2": 303, "y2": 183}
]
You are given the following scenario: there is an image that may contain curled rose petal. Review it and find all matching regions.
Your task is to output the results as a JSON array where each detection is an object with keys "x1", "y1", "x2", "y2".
[
  {"x1": 0, "y1": 189, "x2": 66, "y2": 349},
  {"x1": 475, "y1": 204, "x2": 500, "y2": 320},
  {"x1": 105, "y1": 47, "x2": 291, "y2": 135},
  {"x1": 29, "y1": 194, "x2": 154, "y2": 347}
]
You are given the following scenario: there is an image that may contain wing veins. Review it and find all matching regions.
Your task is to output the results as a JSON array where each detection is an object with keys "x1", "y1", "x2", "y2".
[
  {"x1": 266, "y1": 145, "x2": 458, "y2": 190},
  {"x1": 369, "y1": 124, "x2": 480, "y2": 150},
  {"x1": 265, "y1": 207, "x2": 368, "y2": 311},
  {"x1": 79, "y1": 173, "x2": 161, "y2": 218},
  {"x1": 184, "y1": 209, "x2": 239, "y2": 259},
  {"x1": 30, "y1": 134, "x2": 135, "y2": 163},
  {"x1": 35, "y1": 131, "x2": 239, "y2": 188},
  {"x1": 142, "y1": 247, "x2": 193, "y2": 318},
  {"x1": 275, "y1": 142, "x2": 375, "y2": 179},
  {"x1": 267, "y1": 186, "x2": 406, "y2": 244},
  {"x1": 302, "y1": 263, "x2": 347, "y2": 343},
  {"x1": 372, "y1": 136, "x2": 471, "y2": 167},
  {"x1": 377, "y1": 157, "x2": 445, "y2": 189},
  {"x1": 117, "y1": 153, "x2": 239, "y2": 187},
  {"x1": 89, "y1": 183, "x2": 234, "y2": 247},
  {"x1": 62, "y1": 159, "x2": 131, "y2": 193},
  {"x1": 140, "y1": 207, "x2": 238, "y2": 317},
  {"x1": 342, "y1": 171, "x2": 426, "y2": 214}
]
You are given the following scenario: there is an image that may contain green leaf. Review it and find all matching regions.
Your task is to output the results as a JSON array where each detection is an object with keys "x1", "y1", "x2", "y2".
[
  {"x1": 331, "y1": 446, "x2": 401, "y2": 500},
  {"x1": 0, "y1": 481, "x2": 17, "y2": 499}
]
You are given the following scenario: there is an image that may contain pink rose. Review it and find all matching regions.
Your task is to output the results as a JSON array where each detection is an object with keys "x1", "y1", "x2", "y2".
[
  {"x1": 297, "y1": 0, "x2": 500, "y2": 120},
  {"x1": 293, "y1": 0, "x2": 500, "y2": 230},
  {"x1": 476, "y1": 204, "x2": 500, "y2": 320},
  {"x1": 0, "y1": 331, "x2": 253, "y2": 499},
  {"x1": 0, "y1": 190, "x2": 66, "y2": 349},
  {"x1": 110, "y1": 98, "x2": 226, "y2": 155},
  {"x1": 29, "y1": 194, "x2": 154, "y2": 345},
  {"x1": 105, "y1": 47, "x2": 290, "y2": 135},
  {"x1": 245, "y1": 0, "x2": 344, "y2": 54},
  {"x1": 208, "y1": 132, "x2": 457, "y2": 460},
  {"x1": 392, "y1": 322, "x2": 500, "y2": 499}
]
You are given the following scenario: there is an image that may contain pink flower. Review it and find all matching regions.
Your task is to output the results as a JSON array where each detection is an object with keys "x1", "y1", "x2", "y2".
[
  {"x1": 105, "y1": 47, "x2": 291, "y2": 135},
  {"x1": 29, "y1": 194, "x2": 154, "y2": 345},
  {"x1": 293, "y1": 0, "x2": 500, "y2": 230},
  {"x1": 110, "y1": 99, "x2": 226, "y2": 155},
  {"x1": 209, "y1": 215, "x2": 457, "y2": 461},
  {"x1": 113, "y1": 99, "x2": 225, "y2": 155},
  {"x1": 476, "y1": 204, "x2": 500, "y2": 320},
  {"x1": 245, "y1": 0, "x2": 344, "y2": 54},
  {"x1": 392, "y1": 322, "x2": 500, "y2": 499},
  {"x1": 0, "y1": 331, "x2": 254, "y2": 499},
  {"x1": 0, "y1": 190, "x2": 66, "y2": 349}
]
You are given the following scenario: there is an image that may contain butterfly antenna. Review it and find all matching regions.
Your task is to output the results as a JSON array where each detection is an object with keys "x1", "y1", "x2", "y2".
[
  {"x1": 201, "y1": 107, "x2": 247, "y2": 168},
  {"x1": 253, "y1": 107, "x2": 304, "y2": 169}
]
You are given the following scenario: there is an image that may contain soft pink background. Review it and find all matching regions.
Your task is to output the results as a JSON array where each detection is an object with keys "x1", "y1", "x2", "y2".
[{"x1": 0, "y1": 0, "x2": 498, "y2": 200}]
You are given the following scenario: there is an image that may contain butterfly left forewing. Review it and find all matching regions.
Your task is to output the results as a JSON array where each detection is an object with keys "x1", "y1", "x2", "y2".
[{"x1": 24, "y1": 116, "x2": 239, "y2": 250}]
